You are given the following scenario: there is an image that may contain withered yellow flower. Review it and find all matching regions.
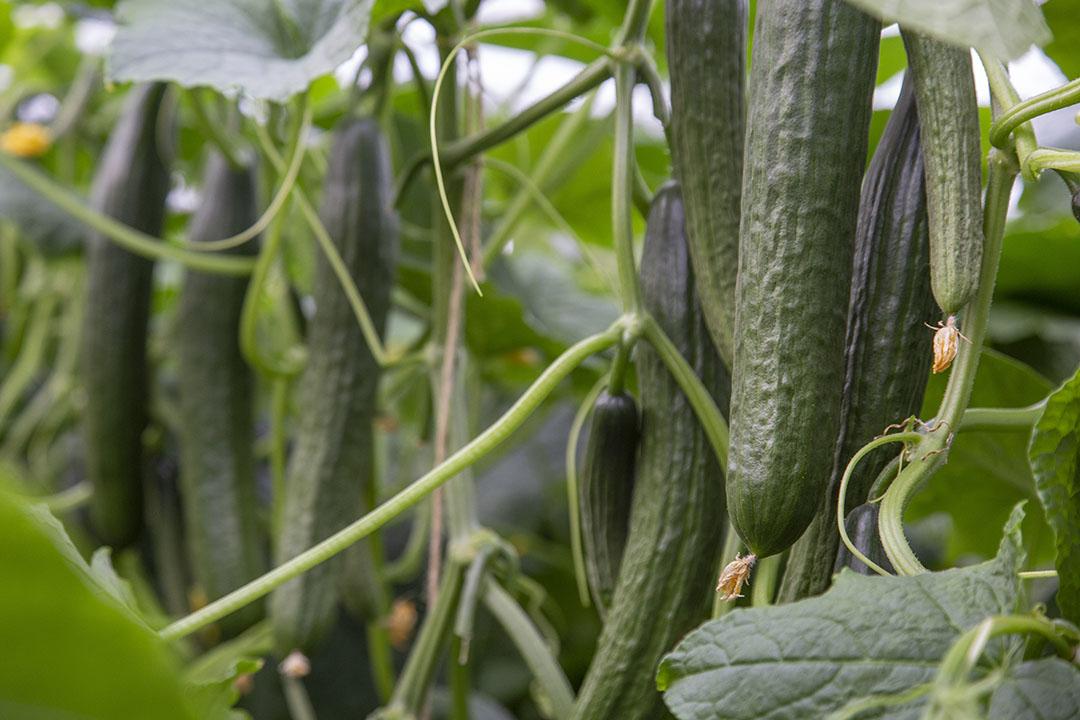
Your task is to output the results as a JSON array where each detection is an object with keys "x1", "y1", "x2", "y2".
[
  {"x1": 928, "y1": 315, "x2": 969, "y2": 374},
  {"x1": 279, "y1": 650, "x2": 311, "y2": 678},
  {"x1": 385, "y1": 597, "x2": 418, "y2": 650},
  {"x1": 716, "y1": 552, "x2": 757, "y2": 601},
  {"x1": 1, "y1": 122, "x2": 53, "y2": 158}
]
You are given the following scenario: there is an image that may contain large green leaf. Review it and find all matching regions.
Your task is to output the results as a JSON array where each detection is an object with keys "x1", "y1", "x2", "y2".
[
  {"x1": 1042, "y1": 0, "x2": 1080, "y2": 80},
  {"x1": 658, "y1": 506, "x2": 1026, "y2": 720},
  {"x1": 108, "y1": 0, "x2": 374, "y2": 102},
  {"x1": 1029, "y1": 364, "x2": 1080, "y2": 623},
  {"x1": 0, "y1": 491, "x2": 197, "y2": 720},
  {"x1": 988, "y1": 656, "x2": 1080, "y2": 718},
  {"x1": 909, "y1": 349, "x2": 1054, "y2": 566},
  {"x1": 842, "y1": 0, "x2": 1051, "y2": 59}
]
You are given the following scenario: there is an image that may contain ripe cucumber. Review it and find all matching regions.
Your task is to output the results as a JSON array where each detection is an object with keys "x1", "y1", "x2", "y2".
[
  {"x1": 570, "y1": 183, "x2": 729, "y2": 720},
  {"x1": 726, "y1": 0, "x2": 880, "y2": 560},
  {"x1": 578, "y1": 389, "x2": 639, "y2": 616},
  {"x1": 778, "y1": 77, "x2": 937, "y2": 600},
  {"x1": 665, "y1": 0, "x2": 747, "y2": 366},
  {"x1": 270, "y1": 118, "x2": 398, "y2": 654},
  {"x1": 175, "y1": 152, "x2": 264, "y2": 636},
  {"x1": 82, "y1": 83, "x2": 171, "y2": 548},
  {"x1": 902, "y1": 30, "x2": 984, "y2": 315}
]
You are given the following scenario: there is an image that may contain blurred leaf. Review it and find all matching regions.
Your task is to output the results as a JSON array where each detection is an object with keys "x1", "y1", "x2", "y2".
[
  {"x1": 88, "y1": 547, "x2": 142, "y2": 617},
  {"x1": 1043, "y1": 0, "x2": 1080, "y2": 80},
  {"x1": 1029, "y1": 363, "x2": 1080, "y2": 623},
  {"x1": 988, "y1": 656, "x2": 1080, "y2": 718},
  {"x1": 184, "y1": 654, "x2": 263, "y2": 720},
  {"x1": 0, "y1": 491, "x2": 196, "y2": 719},
  {"x1": 910, "y1": 349, "x2": 1054, "y2": 566},
  {"x1": 996, "y1": 217, "x2": 1080, "y2": 316},
  {"x1": 658, "y1": 506, "x2": 1026, "y2": 720},
  {"x1": 842, "y1": 0, "x2": 1051, "y2": 59},
  {"x1": 108, "y1": 0, "x2": 374, "y2": 102},
  {"x1": 0, "y1": 164, "x2": 84, "y2": 257}
]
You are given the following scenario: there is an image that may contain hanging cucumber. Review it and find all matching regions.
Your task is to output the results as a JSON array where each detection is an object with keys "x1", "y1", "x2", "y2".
[
  {"x1": 81, "y1": 83, "x2": 171, "y2": 548},
  {"x1": 175, "y1": 152, "x2": 264, "y2": 636},
  {"x1": 665, "y1": 0, "x2": 747, "y2": 366},
  {"x1": 578, "y1": 389, "x2": 639, "y2": 616},
  {"x1": 270, "y1": 118, "x2": 398, "y2": 654},
  {"x1": 726, "y1": 0, "x2": 880, "y2": 561},
  {"x1": 777, "y1": 77, "x2": 937, "y2": 601},
  {"x1": 902, "y1": 30, "x2": 984, "y2": 316},
  {"x1": 571, "y1": 183, "x2": 730, "y2": 720}
]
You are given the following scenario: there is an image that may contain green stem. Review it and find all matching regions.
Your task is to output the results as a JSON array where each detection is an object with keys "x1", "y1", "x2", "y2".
[
  {"x1": 453, "y1": 546, "x2": 494, "y2": 660},
  {"x1": 0, "y1": 153, "x2": 254, "y2": 276},
  {"x1": 879, "y1": 155, "x2": 1015, "y2": 576},
  {"x1": 50, "y1": 54, "x2": 99, "y2": 140},
  {"x1": 751, "y1": 553, "x2": 782, "y2": 607},
  {"x1": 384, "y1": 500, "x2": 431, "y2": 584},
  {"x1": 1022, "y1": 147, "x2": 1080, "y2": 179},
  {"x1": 565, "y1": 376, "x2": 607, "y2": 608},
  {"x1": 607, "y1": 338, "x2": 633, "y2": 395},
  {"x1": 396, "y1": 57, "x2": 613, "y2": 204},
  {"x1": 1019, "y1": 570, "x2": 1058, "y2": 579},
  {"x1": 642, "y1": 316, "x2": 729, "y2": 468},
  {"x1": 41, "y1": 482, "x2": 92, "y2": 513},
  {"x1": 980, "y1": 56, "x2": 1038, "y2": 176},
  {"x1": 612, "y1": 61, "x2": 643, "y2": 315},
  {"x1": 632, "y1": 161, "x2": 653, "y2": 217},
  {"x1": 959, "y1": 401, "x2": 1045, "y2": 432},
  {"x1": 281, "y1": 674, "x2": 318, "y2": 720},
  {"x1": 158, "y1": 325, "x2": 621, "y2": 641},
  {"x1": 366, "y1": 617, "x2": 396, "y2": 705},
  {"x1": 615, "y1": 0, "x2": 654, "y2": 44},
  {"x1": 712, "y1": 525, "x2": 744, "y2": 618},
  {"x1": 482, "y1": 580, "x2": 575, "y2": 720},
  {"x1": 837, "y1": 432, "x2": 925, "y2": 576},
  {"x1": 270, "y1": 376, "x2": 289, "y2": 537},
  {"x1": 990, "y1": 76, "x2": 1080, "y2": 149},
  {"x1": 186, "y1": 89, "x2": 245, "y2": 170},
  {"x1": 633, "y1": 48, "x2": 670, "y2": 126},
  {"x1": 0, "y1": 290, "x2": 57, "y2": 430},
  {"x1": 253, "y1": 122, "x2": 391, "y2": 368}
]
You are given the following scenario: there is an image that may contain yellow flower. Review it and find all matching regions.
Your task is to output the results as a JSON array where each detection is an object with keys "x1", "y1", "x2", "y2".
[
  {"x1": 716, "y1": 552, "x2": 756, "y2": 602},
  {"x1": 1, "y1": 122, "x2": 53, "y2": 158}
]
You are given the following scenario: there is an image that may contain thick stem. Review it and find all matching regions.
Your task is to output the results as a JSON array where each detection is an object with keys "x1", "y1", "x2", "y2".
[
  {"x1": 612, "y1": 61, "x2": 643, "y2": 315},
  {"x1": 959, "y1": 402, "x2": 1045, "y2": 432},
  {"x1": 751, "y1": 554, "x2": 782, "y2": 607},
  {"x1": 990, "y1": 76, "x2": 1080, "y2": 149},
  {"x1": 158, "y1": 325, "x2": 621, "y2": 641}
]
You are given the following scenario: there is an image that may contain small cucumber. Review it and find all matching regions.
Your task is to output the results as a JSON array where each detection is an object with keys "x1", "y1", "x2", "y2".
[
  {"x1": 82, "y1": 83, "x2": 171, "y2": 548},
  {"x1": 578, "y1": 389, "x2": 639, "y2": 616},
  {"x1": 175, "y1": 152, "x2": 264, "y2": 636},
  {"x1": 833, "y1": 502, "x2": 894, "y2": 576},
  {"x1": 902, "y1": 30, "x2": 984, "y2": 315},
  {"x1": 665, "y1": 0, "x2": 747, "y2": 366},
  {"x1": 727, "y1": 0, "x2": 880, "y2": 559},
  {"x1": 570, "y1": 183, "x2": 729, "y2": 720},
  {"x1": 778, "y1": 78, "x2": 937, "y2": 600},
  {"x1": 270, "y1": 118, "x2": 398, "y2": 654}
]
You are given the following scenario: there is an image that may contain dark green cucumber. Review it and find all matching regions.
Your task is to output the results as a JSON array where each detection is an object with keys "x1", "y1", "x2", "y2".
[
  {"x1": 570, "y1": 183, "x2": 729, "y2": 720},
  {"x1": 902, "y1": 30, "x2": 984, "y2": 316},
  {"x1": 175, "y1": 152, "x2": 263, "y2": 636},
  {"x1": 665, "y1": 0, "x2": 747, "y2": 367},
  {"x1": 833, "y1": 502, "x2": 894, "y2": 576},
  {"x1": 727, "y1": 0, "x2": 880, "y2": 560},
  {"x1": 270, "y1": 118, "x2": 397, "y2": 654},
  {"x1": 578, "y1": 389, "x2": 639, "y2": 616},
  {"x1": 778, "y1": 78, "x2": 937, "y2": 600},
  {"x1": 81, "y1": 83, "x2": 171, "y2": 548}
]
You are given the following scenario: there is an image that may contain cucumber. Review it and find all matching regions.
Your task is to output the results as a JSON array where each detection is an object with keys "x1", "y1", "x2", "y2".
[
  {"x1": 175, "y1": 152, "x2": 264, "y2": 636},
  {"x1": 902, "y1": 30, "x2": 984, "y2": 316},
  {"x1": 578, "y1": 389, "x2": 639, "y2": 616},
  {"x1": 726, "y1": 0, "x2": 880, "y2": 560},
  {"x1": 833, "y1": 502, "x2": 894, "y2": 576},
  {"x1": 570, "y1": 182, "x2": 729, "y2": 720},
  {"x1": 778, "y1": 78, "x2": 937, "y2": 600},
  {"x1": 270, "y1": 118, "x2": 398, "y2": 654},
  {"x1": 81, "y1": 83, "x2": 171, "y2": 548},
  {"x1": 665, "y1": 0, "x2": 747, "y2": 367}
]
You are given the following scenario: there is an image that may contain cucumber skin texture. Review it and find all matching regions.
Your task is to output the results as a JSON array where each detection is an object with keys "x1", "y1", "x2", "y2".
[
  {"x1": 270, "y1": 118, "x2": 398, "y2": 654},
  {"x1": 727, "y1": 0, "x2": 880, "y2": 559},
  {"x1": 902, "y1": 31, "x2": 984, "y2": 316},
  {"x1": 578, "y1": 390, "x2": 639, "y2": 616},
  {"x1": 176, "y1": 153, "x2": 263, "y2": 636},
  {"x1": 571, "y1": 183, "x2": 729, "y2": 720},
  {"x1": 833, "y1": 502, "x2": 894, "y2": 576},
  {"x1": 665, "y1": 0, "x2": 747, "y2": 367},
  {"x1": 778, "y1": 79, "x2": 937, "y2": 600},
  {"x1": 82, "y1": 83, "x2": 171, "y2": 549}
]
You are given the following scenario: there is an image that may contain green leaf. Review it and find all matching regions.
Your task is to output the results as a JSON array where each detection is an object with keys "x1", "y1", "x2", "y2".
[
  {"x1": 107, "y1": 0, "x2": 374, "y2": 102},
  {"x1": 1042, "y1": 0, "x2": 1080, "y2": 80},
  {"x1": 842, "y1": 0, "x2": 1051, "y2": 60},
  {"x1": 988, "y1": 656, "x2": 1080, "y2": 718},
  {"x1": 910, "y1": 349, "x2": 1054, "y2": 566},
  {"x1": 0, "y1": 490, "x2": 196, "y2": 720},
  {"x1": 88, "y1": 547, "x2": 143, "y2": 617},
  {"x1": 658, "y1": 506, "x2": 1026, "y2": 720},
  {"x1": 1028, "y1": 364, "x2": 1080, "y2": 624},
  {"x1": 0, "y1": 164, "x2": 84, "y2": 257}
]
